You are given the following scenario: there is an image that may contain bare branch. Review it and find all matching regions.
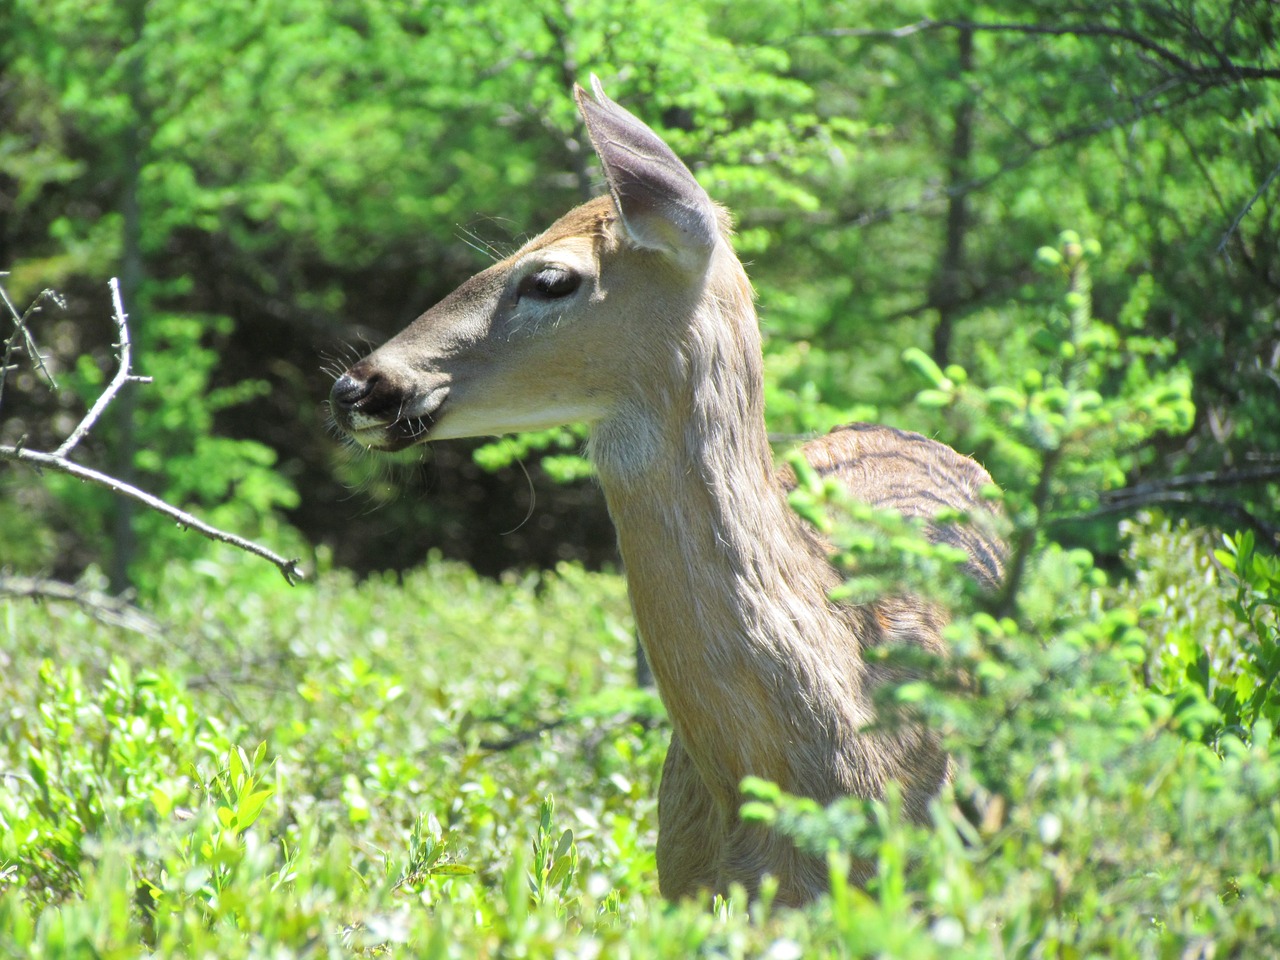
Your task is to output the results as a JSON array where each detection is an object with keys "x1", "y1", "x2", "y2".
[
  {"x1": 798, "y1": 12, "x2": 1280, "y2": 250},
  {"x1": 478, "y1": 716, "x2": 572, "y2": 752},
  {"x1": 0, "y1": 278, "x2": 304, "y2": 585},
  {"x1": 1, "y1": 285, "x2": 62, "y2": 407},
  {"x1": 0, "y1": 574, "x2": 162, "y2": 636},
  {"x1": 842, "y1": 85, "x2": 1214, "y2": 232},
  {"x1": 0, "y1": 445, "x2": 304, "y2": 583},
  {"x1": 1083, "y1": 465, "x2": 1280, "y2": 542},
  {"x1": 1058, "y1": 491, "x2": 1280, "y2": 544},
  {"x1": 1217, "y1": 158, "x2": 1280, "y2": 257},
  {"x1": 1102, "y1": 464, "x2": 1280, "y2": 498},
  {"x1": 807, "y1": 17, "x2": 1280, "y2": 83},
  {"x1": 54, "y1": 277, "x2": 153, "y2": 458}
]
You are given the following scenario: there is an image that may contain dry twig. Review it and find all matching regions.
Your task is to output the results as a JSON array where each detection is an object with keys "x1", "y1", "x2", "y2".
[
  {"x1": 0, "y1": 279, "x2": 60, "y2": 405},
  {"x1": 54, "y1": 278, "x2": 151, "y2": 457},
  {"x1": 0, "y1": 277, "x2": 304, "y2": 584},
  {"x1": 0, "y1": 574, "x2": 162, "y2": 636}
]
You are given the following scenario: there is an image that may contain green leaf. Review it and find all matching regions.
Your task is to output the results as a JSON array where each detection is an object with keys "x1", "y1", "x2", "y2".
[{"x1": 902, "y1": 347, "x2": 950, "y2": 389}]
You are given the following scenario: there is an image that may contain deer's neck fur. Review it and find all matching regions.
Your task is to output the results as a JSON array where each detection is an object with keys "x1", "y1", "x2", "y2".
[{"x1": 589, "y1": 245, "x2": 873, "y2": 809}]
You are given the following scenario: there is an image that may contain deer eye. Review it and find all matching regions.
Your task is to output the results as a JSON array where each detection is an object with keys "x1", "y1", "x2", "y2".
[{"x1": 518, "y1": 266, "x2": 581, "y2": 300}]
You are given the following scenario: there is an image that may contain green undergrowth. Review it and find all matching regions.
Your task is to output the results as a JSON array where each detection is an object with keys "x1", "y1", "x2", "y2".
[
  {"x1": 3, "y1": 517, "x2": 1279, "y2": 957},
  {"x1": 0, "y1": 558, "x2": 674, "y2": 956},
  {"x1": 4, "y1": 233, "x2": 1280, "y2": 955}
]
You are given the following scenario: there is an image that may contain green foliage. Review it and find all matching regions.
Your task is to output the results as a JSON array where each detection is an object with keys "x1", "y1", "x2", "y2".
[
  {"x1": 5, "y1": 0, "x2": 1278, "y2": 574},
  {"x1": 3, "y1": 0, "x2": 1280, "y2": 954},
  {"x1": 909, "y1": 232, "x2": 1195, "y2": 521},
  {"x1": 527, "y1": 796, "x2": 579, "y2": 910},
  {"x1": 394, "y1": 811, "x2": 475, "y2": 897},
  {"x1": 740, "y1": 233, "x2": 1280, "y2": 953},
  {"x1": 1205, "y1": 530, "x2": 1280, "y2": 740},
  {"x1": 735, "y1": 532, "x2": 1280, "y2": 953},
  {"x1": 0, "y1": 659, "x2": 226, "y2": 905},
  {"x1": 0, "y1": 557, "x2": 674, "y2": 955},
  {"x1": 742, "y1": 514, "x2": 1279, "y2": 939},
  {"x1": 5, "y1": 229, "x2": 1280, "y2": 952},
  {"x1": 6, "y1": 522, "x2": 1277, "y2": 954},
  {"x1": 472, "y1": 424, "x2": 593, "y2": 482},
  {"x1": 787, "y1": 448, "x2": 981, "y2": 614}
]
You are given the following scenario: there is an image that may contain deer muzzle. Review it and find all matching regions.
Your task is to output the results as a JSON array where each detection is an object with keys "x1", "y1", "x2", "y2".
[{"x1": 329, "y1": 361, "x2": 449, "y2": 452}]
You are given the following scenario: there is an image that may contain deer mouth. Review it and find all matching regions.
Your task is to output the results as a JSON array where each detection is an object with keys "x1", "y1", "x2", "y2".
[
  {"x1": 350, "y1": 407, "x2": 443, "y2": 452},
  {"x1": 330, "y1": 375, "x2": 449, "y2": 452}
]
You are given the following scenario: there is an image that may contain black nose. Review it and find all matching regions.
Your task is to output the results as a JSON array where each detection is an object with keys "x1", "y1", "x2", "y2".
[{"x1": 330, "y1": 372, "x2": 375, "y2": 409}]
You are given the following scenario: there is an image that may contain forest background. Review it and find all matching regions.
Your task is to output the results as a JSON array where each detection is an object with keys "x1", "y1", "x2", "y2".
[{"x1": 1, "y1": 0, "x2": 1279, "y2": 956}]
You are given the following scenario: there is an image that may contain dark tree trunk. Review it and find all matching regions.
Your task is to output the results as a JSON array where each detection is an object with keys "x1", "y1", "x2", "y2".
[
  {"x1": 109, "y1": 0, "x2": 148, "y2": 593},
  {"x1": 929, "y1": 27, "x2": 975, "y2": 368}
]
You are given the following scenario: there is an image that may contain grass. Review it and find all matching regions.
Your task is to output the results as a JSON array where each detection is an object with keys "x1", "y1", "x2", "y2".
[
  {"x1": 1, "y1": 552, "x2": 894, "y2": 956},
  {"x1": 3, "y1": 519, "x2": 1279, "y2": 957},
  {"x1": 2, "y1": 555, "x2": 683, "y2": 955}
]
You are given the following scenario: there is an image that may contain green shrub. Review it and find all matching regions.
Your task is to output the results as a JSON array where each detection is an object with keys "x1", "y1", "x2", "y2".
[
  {"x1": 3, "y1": 235, "x2": 1278, "y2": 955},
  {"x1": 739, "y1": 235, "x2": 1280, "y2": 955}
]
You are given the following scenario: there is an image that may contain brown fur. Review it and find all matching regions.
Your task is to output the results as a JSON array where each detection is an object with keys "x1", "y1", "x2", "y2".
[
  {"x1": 590, "y1": 243, "x2": 1002, "y2": 903},
  {"x1": 330, "y1": 83, "x2": 1005, "y2": 905}
]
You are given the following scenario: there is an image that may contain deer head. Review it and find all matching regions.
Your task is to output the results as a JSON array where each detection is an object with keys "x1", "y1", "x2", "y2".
[{"x1": 329, "y1": 77, "x2": 734, "y2": 456}]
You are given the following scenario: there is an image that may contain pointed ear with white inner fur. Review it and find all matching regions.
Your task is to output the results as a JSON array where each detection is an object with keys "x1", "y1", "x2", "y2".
[{"x1": 574, "y1": 75, "x2": 719, "y2": 268}]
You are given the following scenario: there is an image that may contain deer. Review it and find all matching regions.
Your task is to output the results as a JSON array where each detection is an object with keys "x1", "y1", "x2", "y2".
[{"x1": 329, "y1": 77, "x2": 1005, "y2": 906}]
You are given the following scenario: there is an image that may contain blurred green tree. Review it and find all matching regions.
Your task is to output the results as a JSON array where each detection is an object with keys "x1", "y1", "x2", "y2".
[{"x1": 1, "y1": 0, "x2": 1276, "y2": 583}]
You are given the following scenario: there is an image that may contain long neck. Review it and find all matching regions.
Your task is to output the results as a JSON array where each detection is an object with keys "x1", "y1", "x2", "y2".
[{"x1": 590, "y1": 252, "x2": 869, "y2": 806}]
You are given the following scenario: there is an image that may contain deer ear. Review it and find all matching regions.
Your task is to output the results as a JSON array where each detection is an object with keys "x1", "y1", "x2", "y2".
[{"x1": 574, "y1": 75, "x2": 719, "y2": 265}]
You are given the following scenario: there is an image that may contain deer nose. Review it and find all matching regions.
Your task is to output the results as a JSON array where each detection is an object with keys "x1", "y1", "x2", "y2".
[{"x1": 330, "y1": 372, "x2": 376, "y2": 409}]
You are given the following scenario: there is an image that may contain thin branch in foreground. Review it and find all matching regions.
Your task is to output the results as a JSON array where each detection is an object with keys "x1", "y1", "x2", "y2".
[
  {"x1": 0, "y1": 283, "x2": 62, "y2": 407},
  {"x1": 0, "y1": 445, "x2": 303, "y2": 584},
  {"x1": 0, "y1": 277, "x2": 304, "y2": 585},
  {"x1": 55, "y1": 277, "x2": 152, "y2": 458}
]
